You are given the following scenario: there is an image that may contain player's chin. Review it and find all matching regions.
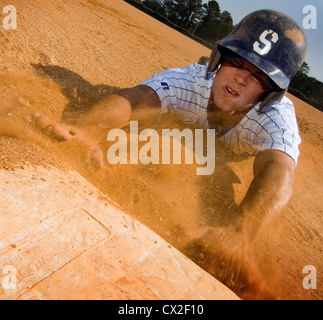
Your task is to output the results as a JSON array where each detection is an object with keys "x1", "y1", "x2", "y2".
[
  {"x1": 216, "y1": 99, "x2": 238, "y2": 112},
  {"x1": 213, "y1": 93, "x2": 246, "y2": 112},
  {"x1": 221, "y1": 98, "x2": 255, "y2": 112}
]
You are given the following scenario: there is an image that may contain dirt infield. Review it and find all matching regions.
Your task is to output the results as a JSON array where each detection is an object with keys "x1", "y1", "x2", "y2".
[{"x1": 0, "y1": 0, "x2": 322, "y2": 300}]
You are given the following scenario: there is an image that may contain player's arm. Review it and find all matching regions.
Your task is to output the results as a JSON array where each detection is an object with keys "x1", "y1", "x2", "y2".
[
  {"x1": 81, "y1": 85, "x2": 161, "y2": 128},
  {"x1": 116, "y1": 85, "x2": 161, "y2": 111},
  {"x1": 237, "y1": 149, "x2": 295, "y2": 243}
]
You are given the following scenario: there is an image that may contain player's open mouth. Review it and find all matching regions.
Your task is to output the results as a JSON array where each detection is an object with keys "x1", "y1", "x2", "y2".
[{"x1": 225, "y1": 86, "x2": 238, "y2": 96}]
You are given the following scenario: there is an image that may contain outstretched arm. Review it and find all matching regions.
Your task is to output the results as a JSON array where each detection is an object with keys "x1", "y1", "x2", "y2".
[
  {"x1": 238, "y1": 149, "x2": 295, "y2": 243},
  {"x1": 83, "y1": 85, "x2": 161, "y2": 128},
  {"x1": 28, "y1": 84, "x2": 161, "y2": 139},
  {"x1": 26, "y1": 85, "x2": 161, "y2": 167}
]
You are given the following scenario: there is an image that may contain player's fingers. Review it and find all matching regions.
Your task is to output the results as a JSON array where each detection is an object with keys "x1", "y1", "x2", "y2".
[
  {"x1": 28, "y1": 112, "x2": 77, "y2": 142},
  {"x1": 50, "y1": 122, "x2": 76, "y2": 141},
  {"x1": 22, "y1": 114, "x2": 33, "y2": 123},
  {"x1": 31, "y1": 112, "x2": 54, "y2": 129}
]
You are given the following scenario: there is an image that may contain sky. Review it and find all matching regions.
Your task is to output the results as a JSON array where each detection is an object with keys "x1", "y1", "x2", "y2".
[{"x1": 208, "y1": 0, "x2": 323, "y2": 82}]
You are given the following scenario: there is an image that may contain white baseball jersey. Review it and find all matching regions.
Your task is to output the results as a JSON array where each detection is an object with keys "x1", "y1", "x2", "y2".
[{"x1": 141, "y1": 63, "x2": 301, "y2": 164}]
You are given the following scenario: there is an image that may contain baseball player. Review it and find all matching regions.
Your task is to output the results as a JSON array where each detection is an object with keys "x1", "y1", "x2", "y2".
[{"x1": 29, "y1": 10, "x2": 307, "y2": 251}]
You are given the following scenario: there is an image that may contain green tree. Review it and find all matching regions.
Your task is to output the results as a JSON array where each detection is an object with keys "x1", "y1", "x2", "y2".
[
  {"x1": 163, "y1": 0, "x2": 203, "y2": 29},
  {"x1": 298, "y1": 61, "x2": 310, "y2": 75},
  {"x1": 143, "y1": 0, "x2": 166, "y2": 16},
  {"x1": 195, "y1": 0, "x2": 233, "y2": 43},
  {"x1": 289, "y1": 61, "x2": 323, "y2": 110}
]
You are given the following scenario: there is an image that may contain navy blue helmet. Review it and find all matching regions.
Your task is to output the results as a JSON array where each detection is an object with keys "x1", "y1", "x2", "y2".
[{"x1": 208, "y1": 10, "x2": 308, "y2": 90}]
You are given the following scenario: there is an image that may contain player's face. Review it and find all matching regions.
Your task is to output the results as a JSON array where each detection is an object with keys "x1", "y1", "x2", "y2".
[{"x1": 211, "y1": 59, "x2": 270, "y2": 112}]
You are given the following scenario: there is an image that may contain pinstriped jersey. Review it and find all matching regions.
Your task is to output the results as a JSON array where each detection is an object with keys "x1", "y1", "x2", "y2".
[{"x1": 141, "y1": 63, "x2": 301, "y2": 164}]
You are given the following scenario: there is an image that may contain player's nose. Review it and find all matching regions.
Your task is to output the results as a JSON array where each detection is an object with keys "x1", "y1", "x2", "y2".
[{"x1": 234, "y1": 69, "x2": 250, "y2": 86}]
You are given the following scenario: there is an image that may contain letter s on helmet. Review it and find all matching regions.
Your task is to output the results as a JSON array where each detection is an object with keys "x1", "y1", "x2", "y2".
[{"x1": 207, "y1": 9, "x2": 308, "y2": 108}]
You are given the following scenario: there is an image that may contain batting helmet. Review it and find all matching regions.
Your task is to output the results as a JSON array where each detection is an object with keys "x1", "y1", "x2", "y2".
[{"x1": 207, "y1": 9, "x2": 308, "y2": 107}]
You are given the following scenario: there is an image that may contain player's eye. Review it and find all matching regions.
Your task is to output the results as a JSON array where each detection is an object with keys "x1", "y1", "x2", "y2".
[{"x1": 251, "y1": 72, "x2": 268, "y2": 87}]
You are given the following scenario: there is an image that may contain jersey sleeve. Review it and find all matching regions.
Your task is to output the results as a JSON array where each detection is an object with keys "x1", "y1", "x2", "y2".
[
  {"x1": 141, "y1": 66, "x2": 189, "y2": 113},
  {"x1": 140, "y1": 63, "x2": 212, "y2": 121},
  {"x1": 256, "y1": 102, "x2": 301, "y2": 163}
]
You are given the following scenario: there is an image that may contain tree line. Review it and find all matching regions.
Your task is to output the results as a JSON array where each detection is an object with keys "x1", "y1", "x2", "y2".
[
  {"x1": 289, "y1": 62, "x2": 323, "y2": 111},
  {"x1": 141, "y1": 0, "x2": 234, "y2": 43},
  {"x1": 124, "y1": 0, "x2": 322, "y2": 111}
]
